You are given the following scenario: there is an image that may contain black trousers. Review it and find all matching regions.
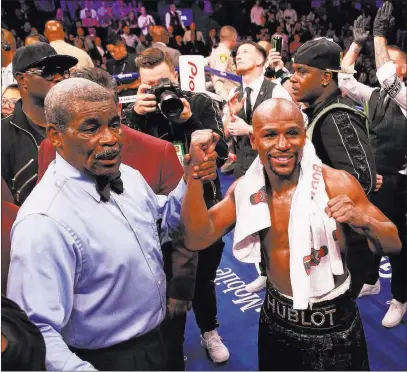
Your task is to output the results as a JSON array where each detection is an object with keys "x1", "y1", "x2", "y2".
[
  {"x1": 365, "y1": 173, "x2": 407, "y2": 303},
  {"x1": 160, "y1": 238, "x2": 225, "y2": 370},
  {"x1": 258, "y1": 282, "x2": 370, "y2": 371},
  {"x1": 69, "y1": 328, "x2": 164, "y2": 371}
]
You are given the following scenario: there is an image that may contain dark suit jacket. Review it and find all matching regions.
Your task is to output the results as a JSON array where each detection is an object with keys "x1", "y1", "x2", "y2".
[
  {"x1": 37, "y1": 125, "x2": 198, "y2": 300},
  {"x1": 233, "y1": 78, "x2": 278, "y2": 178}
]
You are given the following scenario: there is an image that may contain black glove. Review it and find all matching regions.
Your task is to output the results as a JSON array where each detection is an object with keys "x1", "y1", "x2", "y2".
[{"x1": 373, "y1": 1, "x2": 395, "y2": 38}]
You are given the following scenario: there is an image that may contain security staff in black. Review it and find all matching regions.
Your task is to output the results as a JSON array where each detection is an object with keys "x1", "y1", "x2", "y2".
[
  {"x1": 1, "y1": 43, "x2": 77, "y2": 205},
  {"x1": 291, "y1": 38, "x2": 377, "y2": 299},
  {"x1": 340, "y1": 2, "x2": 407, "y2": 328},
  {"x1": 126, "y1": 47, "x2": 230, "y2": 367}
]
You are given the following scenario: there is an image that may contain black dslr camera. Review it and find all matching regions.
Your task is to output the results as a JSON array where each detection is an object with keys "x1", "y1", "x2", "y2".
[{"x1": 146, "y1": 78, "x2": 185, "y2": 119}]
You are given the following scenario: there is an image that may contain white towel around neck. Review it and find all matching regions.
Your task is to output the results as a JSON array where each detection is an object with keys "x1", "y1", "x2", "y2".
[{"x1": 233, "y1": 140, "x2": 344, "y2": 309}]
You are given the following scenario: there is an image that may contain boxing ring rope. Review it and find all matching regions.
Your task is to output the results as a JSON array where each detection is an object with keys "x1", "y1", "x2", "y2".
[{"x1": 112, "y1": 68, "x2": 242, "y2": 84}]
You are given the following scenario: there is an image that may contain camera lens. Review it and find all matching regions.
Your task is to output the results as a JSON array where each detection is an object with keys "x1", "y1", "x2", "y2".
[{"x1": 159, "y1": 91, "x2": 184, "y2": 118}]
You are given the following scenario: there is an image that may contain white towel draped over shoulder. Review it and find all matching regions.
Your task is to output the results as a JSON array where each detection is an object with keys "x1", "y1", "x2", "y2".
[{"x1": 233, "y1": 140, "x2": 344, "y2": 309}]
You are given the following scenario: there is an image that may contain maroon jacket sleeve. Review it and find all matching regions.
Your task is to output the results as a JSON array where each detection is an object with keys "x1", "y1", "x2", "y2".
[{"x1": 37, "y1": 140, "x2": 56, "y2": 184}]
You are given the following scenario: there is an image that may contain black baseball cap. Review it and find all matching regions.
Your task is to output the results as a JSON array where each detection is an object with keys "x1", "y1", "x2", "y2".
[
  {"x1": 12, "y1": 42, "x2": 78, "y2": 77},
  {"x1": 293, "y1": 38, "x2": 355, "y2": 74}
]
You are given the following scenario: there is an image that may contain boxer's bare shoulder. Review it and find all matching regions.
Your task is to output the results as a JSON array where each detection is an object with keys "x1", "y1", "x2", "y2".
[{"x1": 322, "y1": 165, "x2": 363, "y2": 200}]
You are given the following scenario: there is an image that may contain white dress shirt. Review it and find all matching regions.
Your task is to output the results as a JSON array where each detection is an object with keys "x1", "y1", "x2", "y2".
[{"x1": 242, "y1": 75, "x2": 292, "y2": 113}]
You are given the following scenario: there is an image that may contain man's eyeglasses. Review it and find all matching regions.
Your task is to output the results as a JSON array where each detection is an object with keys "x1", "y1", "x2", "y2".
[
  {"x1": 1, "y1": 98, "x2": 19, "y2": 107},
  {"x1": 24, "y1": 67, "x2": 70, "y2": 81}
]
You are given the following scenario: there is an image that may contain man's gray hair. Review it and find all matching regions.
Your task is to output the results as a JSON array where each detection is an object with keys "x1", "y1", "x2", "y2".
[{"x1": 44, "y1": 78, "x2": 115, "y2": 133}]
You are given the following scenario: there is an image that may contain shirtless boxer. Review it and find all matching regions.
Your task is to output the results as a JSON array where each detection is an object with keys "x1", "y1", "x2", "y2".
[{"x1": 181, "y1": 98, "x2": 401, "y2": 371}]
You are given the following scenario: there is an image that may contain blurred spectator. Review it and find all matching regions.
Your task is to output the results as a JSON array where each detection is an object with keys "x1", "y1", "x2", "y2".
[
  {"x1": 125, "y1": 11, "x2": 139, "y2": 32},
  {"x1": 186, "y1": 33, "x2": 206, "y2": 56},
  {"x1": 150, "y1": 25, "x2": 181, "y2": 68},
  {"x1": 105, "y1": 33, "x2": 139, "y2": 96},
  {"x1": 207, "y1": 28, "x2": 219, "y2": 52},
  {"x1": 250, "y1": 0, "x2": 266, "y2": 38},
  {"x1": 80, "y1": 0, "x2": 97, "y2": 20},
  {"x1": 1, "y1": 84, "x2": 20, "y2": 118},
  {"x1": 174, "y1": 34, "x2": 189, "y2": 54},
  {"x1": 138, "y1": 6, "x2": 156, "y2": 36},
  {"x1": 95, "y1": 37, "x2": 105, "y2": 57},
  {"x1": 306, "y1": 8, "x2": 316, "y2": 23},
  {"x1": 20, "y1": 21, "x2": 33, "y2": 40},
  {"x1": 136, "y1": 34, "x2": 149, "y2": 54},
  {"x1": 25, "y1": 33, "x2": 49, "y2": 46},
  {"x1": 44, "y1": 21, "x2": 94, "y2": 71},
  {"x1": 251, "y1": 0, "x2": 266, "y2": 27},
  {"x1": 256, "y1": 16, "x2": 270, "y2": 41},
  {"x1": 166, "y1": 25, "x2": 176, "y2": 47},
  {"x1": 121, "y1": 25, "x2": 140, "y2": 49},
  {"x1": 112, "y1": 20, "x2": 124, "y2": 35},
  {"x1": 97, "y1": 0, "x2": 110, "y2": 20},
  {"x1": 82, "y1": 9, "x2": 99, "y2": 28},
  {"x1": 55, "y1": 8, "x2": 72, "y2": 35},
  {"x1": 1, "y1": 29, "x2": 17, "y2": 94},
  {"x1": 184, "y1": 22, "x2": 204, "y2": 44},
  {"x1": 283, "y1": 2, "x2": 298, "y2": 25},
  {"x1": 265, "y1": 12, "x2": 278, "y2": 35},
  {"x1": 98, "y1": 5, "x2": 114, "y2": 28},
  {"x1": 289, "y1": 33, "x2": 302, "y2": 55},
  {"x1": 165, "y1": 4, "x2": 185, "y2": 36}
]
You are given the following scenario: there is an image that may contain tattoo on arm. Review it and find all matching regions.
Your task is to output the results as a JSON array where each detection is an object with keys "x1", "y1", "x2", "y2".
[{"x1": 374, "y1": 37, "x2": 391, "y2": 70}]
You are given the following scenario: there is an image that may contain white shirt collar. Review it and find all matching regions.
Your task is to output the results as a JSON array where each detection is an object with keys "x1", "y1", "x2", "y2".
[{"x1": 243, "y1": 74, "x2": 264, "y2": 93}]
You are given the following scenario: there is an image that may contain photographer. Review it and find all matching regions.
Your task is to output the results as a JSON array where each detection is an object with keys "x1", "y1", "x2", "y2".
[{"x1": 126, "y1": 47, "x2": 230, "y2": 367}]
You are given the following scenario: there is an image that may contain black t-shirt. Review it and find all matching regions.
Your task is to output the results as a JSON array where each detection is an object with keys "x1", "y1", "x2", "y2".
[
  {"x1": 106, "y1": 52, "x2": 138, "y2": 97},
  {"x1": 1, "y1": 296, "x2": 46, "y2": 371}
]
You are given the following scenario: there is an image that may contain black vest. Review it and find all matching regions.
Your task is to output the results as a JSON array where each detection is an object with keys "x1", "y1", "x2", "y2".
[
  {"x1": 368, "y1": 89, "x2": 407, "y2": 174},
  {"x1": 235, "y1": 80, "x2": 277, "y2": 153},
  {"x1": 169, "y1": 11, "x2": 181, "y2": 28}
]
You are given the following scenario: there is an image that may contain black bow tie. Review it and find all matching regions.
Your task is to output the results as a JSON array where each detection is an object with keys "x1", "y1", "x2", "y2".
[{"x1": 95, "y1": 171, "x2": 124, "y2": 202}]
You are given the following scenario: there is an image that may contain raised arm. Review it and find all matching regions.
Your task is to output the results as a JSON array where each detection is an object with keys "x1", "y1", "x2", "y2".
[
  {"x1": 181, "y1": 131, "x2": 237, "y2": 250},
  {"x1": 324, "y1": 167, "x2": 402, "y2": 255},
  {"x1": 373, "y1": 2, "x2": 407, "y2": 116},
  {"x1": 339, "y1": 15, "x2": 375, "y2": 106},
  {"x1": 373, "y1": 2, "x2": 394, "y2": 69}
]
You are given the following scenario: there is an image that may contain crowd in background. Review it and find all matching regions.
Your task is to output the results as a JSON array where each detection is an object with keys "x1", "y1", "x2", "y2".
[{"x1": 2, "y1": 0, "x2": 406, "y2": 87}]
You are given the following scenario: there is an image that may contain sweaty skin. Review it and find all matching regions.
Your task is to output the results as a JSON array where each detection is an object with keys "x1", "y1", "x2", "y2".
[{"x1": 181, "y1": 98, "x2": 401, "y2": 296}]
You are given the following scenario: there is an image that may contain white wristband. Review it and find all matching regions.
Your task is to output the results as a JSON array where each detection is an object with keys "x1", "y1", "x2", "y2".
[{"x1": 350, "y1": 42, "x2": 362, "y2": 54}]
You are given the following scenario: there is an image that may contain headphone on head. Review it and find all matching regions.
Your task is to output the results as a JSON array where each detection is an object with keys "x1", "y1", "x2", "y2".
[{"x1": 1, "y1": 30, "x2": 11, "y2": 51}]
